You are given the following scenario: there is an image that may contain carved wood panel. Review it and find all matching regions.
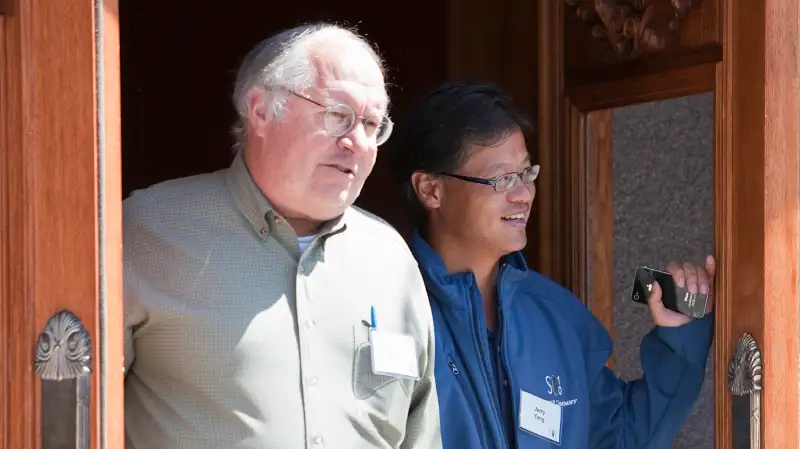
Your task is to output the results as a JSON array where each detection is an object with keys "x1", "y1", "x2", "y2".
[
  {"x1": 564, "y1": 0, "x2": 721, "y2": 100},
  {"x1": 565, "y1": 0, "x2": 703, "y2": 60}
]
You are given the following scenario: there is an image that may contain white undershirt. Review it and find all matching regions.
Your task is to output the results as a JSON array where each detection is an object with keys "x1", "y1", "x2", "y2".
[{"x1": 297, "y1": 234, "x2": 317, "y2": 252}]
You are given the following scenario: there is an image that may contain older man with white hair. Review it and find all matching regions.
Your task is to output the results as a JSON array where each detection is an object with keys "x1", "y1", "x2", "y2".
[{"x1": 122, "y1": 23, "x2": 441, "y2": 449}]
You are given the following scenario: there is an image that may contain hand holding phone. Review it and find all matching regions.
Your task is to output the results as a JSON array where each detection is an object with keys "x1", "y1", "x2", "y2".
[{"x1": 631, "y1": 266, "x2": 709, "y2": 320}]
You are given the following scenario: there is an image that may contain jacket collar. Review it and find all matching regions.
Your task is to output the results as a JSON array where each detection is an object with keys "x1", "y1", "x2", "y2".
[{"x1": 410, "y1": 231, "x2": 528, "y2": 310}]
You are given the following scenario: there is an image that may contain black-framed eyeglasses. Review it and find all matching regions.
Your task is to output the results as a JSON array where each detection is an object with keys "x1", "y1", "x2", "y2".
[
  {"x1": 439, "y1": 165, "x2": 540, "y2": 192},
  {"x1": 288, "y1": 90, "x2": 394, "y2": 146}
]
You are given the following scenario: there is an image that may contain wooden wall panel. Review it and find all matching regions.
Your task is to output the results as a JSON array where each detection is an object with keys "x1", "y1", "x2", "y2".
[
  {"x1": 536, "y1": 4, "x2": 617, "y2": 354},
  {"x1": 446, "y1": 0, "x2": 537, "y2": 111},
  {"x1": 1, "y1": 0, "x2": 124, "y2": 448},
  {"x1": 100, "y1": 0, "x2": 125, "y2": 445},
  {"x1": 0, "y1": 12, "x2": 9, "y2": 449},
  {"x1": 2, "y1": 0, "x2": 38, "y2": 446},
  {"x1": 714, "y1": 0, "x2": 800, "y2": 447},
  {"x1": 536, "y1": 0, "x2": 567, "y2": 285},
  {"x1": 567, "y1": 61, "x2": 716, "y2": 111},
  {"x1": 585, "y1": 110, "x2": 615, "y2": 369}
]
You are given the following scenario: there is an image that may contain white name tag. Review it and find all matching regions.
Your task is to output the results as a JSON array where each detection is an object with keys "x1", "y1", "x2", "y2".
[
  {"x1": 369, "y1": 328, "x2": 420, "y2": 380},
  {"x1": 520, "y1": 390, "x2": 562, "y2": 445}
]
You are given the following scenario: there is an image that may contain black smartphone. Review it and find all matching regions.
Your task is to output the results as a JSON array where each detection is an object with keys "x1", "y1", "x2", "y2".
[{"x1": 631, "y1": 266, "x2": 708, "y2": 319}]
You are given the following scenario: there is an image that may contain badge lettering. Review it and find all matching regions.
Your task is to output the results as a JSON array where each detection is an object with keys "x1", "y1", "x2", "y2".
[{"x1": 520, "y1": 390, "x2": 562, "y2": 444}]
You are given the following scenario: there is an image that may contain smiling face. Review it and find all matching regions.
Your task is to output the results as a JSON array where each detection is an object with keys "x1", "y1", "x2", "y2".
[
  {"x1": 243, "y1": 33, "x2": 388, "y2": 230},
  {"x1": 415, "y1": 129, "x2": 536, "y2": 260}
]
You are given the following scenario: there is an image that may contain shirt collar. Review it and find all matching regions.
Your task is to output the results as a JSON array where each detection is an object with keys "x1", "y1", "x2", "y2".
[{"x1": 225, "y1": 150, "x2": 348, "y2": 242}]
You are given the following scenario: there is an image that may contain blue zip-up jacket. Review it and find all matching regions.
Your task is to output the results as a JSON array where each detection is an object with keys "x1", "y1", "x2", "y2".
[{"x1": 410, "y1": 233, "x2": 713, "y2": 449}]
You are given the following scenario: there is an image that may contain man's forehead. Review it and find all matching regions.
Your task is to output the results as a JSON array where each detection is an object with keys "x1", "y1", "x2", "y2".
[
  {"x1": 465, "y1": 137, "x2": 531, "y2": 171},
  {"x1": 309, "y1": 40, "x2": 387, "y2": 111},
  {"x1": 320, "y1": 82, "x2": 388, "y2": 112}
]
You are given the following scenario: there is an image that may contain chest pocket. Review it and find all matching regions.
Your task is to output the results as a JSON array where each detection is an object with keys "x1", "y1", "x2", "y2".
[{"x1": 352, "y1": 325, "x2": 414, "y2": 440}]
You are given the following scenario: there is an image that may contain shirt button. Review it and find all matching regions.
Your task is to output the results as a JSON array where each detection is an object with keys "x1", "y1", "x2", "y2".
[
  {"x1": 313, "y1": 435, "x2": 324, "y2": 445},
  {"x1": 308, "y1": 376, "x2": 318, "y2": 385},
  {"x1": 504, "y1": 379, "x2": 509, "y2": 387},
  {"x1": 305, "y1": 319, "x2": 315, "y2": 329}
]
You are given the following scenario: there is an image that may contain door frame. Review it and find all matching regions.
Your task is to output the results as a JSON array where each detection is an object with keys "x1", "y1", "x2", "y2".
[
  {"x1": 536, "y1": 1, "x2": 800, "y2": 447},
  {"x1": 1, "y1": 0, "x2": 124, "y2": 448}
]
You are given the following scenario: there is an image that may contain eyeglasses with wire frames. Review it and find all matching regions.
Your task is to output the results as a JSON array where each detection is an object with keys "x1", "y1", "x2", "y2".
[
  {"x1": 287, "y1": 90, "x2": 394, "y2": 146},
  {"x1": 439, "y1": 164, "x2": 540, "y2": 192}
]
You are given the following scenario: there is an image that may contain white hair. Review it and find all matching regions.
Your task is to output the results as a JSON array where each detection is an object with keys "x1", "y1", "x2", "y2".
[{"x1": 230, "y1": 23, "x2": 385, "y2": 152}]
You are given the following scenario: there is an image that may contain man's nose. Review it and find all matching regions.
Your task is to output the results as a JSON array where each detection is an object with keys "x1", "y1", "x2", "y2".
[
  {"x1": 507, "y1": 176, "x2": 535, "y2": 203},
  {"x1": 338, "y1": 123, "x2": 372, "y2": 153}
]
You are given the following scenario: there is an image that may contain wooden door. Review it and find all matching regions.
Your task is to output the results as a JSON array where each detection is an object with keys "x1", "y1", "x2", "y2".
[
  {"x1": 538, "y1": 1, "x2": 800, "y2": 447},
  {"x1": 1, "y1": 0, "x2": 125, "y2": 448}
]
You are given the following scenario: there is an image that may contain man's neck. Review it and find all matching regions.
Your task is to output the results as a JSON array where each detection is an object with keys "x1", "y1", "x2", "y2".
[
  {"x1": 285, "y1": 218, "x2": 324, "y2": 237},
  {"x1": 241, "y1": 147, "x2": 327, "y2": 237},
  {"x1": 426, "y1": 230, "x2": 501, "y2": 329}
]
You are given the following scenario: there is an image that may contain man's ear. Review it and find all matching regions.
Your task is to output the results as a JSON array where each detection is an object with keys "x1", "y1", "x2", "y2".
[
  {"x1": 411, "y1": 171, "x2": 443, "y2": 211},
  {"x1": 247, "y1": 89, "x2": 269, "y2": 137}
]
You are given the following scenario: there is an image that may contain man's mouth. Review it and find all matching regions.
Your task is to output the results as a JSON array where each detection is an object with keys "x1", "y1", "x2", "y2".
[
  {"x1": 501, "y1": 213, "x2": 526, "y2": 223},
  {"x1": 329, "y1": 164, "x2": 355, "y2": 176}
]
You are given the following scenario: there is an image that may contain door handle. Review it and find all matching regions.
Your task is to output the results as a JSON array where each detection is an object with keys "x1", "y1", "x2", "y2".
[
  {"x1": 728, "y1": 332, "x2": 763, "y2": 449},
  {"x1": 35, "y1": 309, "x2": 92, "y2": 449}
]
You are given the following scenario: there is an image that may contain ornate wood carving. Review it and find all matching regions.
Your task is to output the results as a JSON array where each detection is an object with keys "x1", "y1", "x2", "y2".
[
  {"x1": 35, "y1": 310, "x2": 92, "y2": 449},
  {"x1": 565, "y1": 0, "x2": 699, "y2": 60},
  {"x1": 728, "y1": 333, "x2": 763, "y2": 448},
  {"x1": 35, "y1": 310, "x2": 92, "y2": 381}
]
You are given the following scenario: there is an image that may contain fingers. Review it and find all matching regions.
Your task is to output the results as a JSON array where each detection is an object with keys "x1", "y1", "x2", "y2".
[
  {"x1": 668, "y1": 257, "x2": 716, "y2": 296},
  {"x1": 683, "y1": 261, "x2": 699, "y2": 294},
  {"x1": 696, "y1": 262, "x2": 709, "y2": 295},
  {"x1": 663, "y1": 255, "x2": 718, "y2": 319},
  {"x1": 666, "y1": 261, "x2": 684, "y2": 288},
  {"x1": 647, "y1": 280, "x2": 665, "y2": 314},
  {"x1": 705, "y1": 255, "x2": 716, "y2": 282}
]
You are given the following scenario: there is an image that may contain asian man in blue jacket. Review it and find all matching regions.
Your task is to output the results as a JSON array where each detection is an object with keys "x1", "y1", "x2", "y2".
[{"x1": 384, "y1": 81, "x2": 715, "y2": 449}]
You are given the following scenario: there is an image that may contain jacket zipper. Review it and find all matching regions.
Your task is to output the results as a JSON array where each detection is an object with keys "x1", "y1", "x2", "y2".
[
  {"x1": 449, "y1": 361, "x2": 490, "y2": 448},
  {"x1": 469, "y1": 283, "x2": 510, "y2": 449},
  {"x1": 495, "y1": 266, "x2": 513, "y2": 447},
  {"x1": 497, "y1": 266, "x2": 516, "y2": 446}
]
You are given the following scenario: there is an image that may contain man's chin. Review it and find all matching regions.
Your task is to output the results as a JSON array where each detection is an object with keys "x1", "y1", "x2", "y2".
[
  {"x1": 499, "y1": 235, "x2": 528, "y2": 255},
  {"x1": 301, "y1": 196, "x2": 353, "y2": 222}
]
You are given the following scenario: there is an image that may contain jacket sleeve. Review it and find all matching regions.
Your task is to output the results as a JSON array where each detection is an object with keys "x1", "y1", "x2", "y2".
[
  {"x1": 400, "y1": 268, "x2": 443, "y2": 449},
  {"x1": 587, "y1": 314, "x2": 714, "y2": 449}
]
